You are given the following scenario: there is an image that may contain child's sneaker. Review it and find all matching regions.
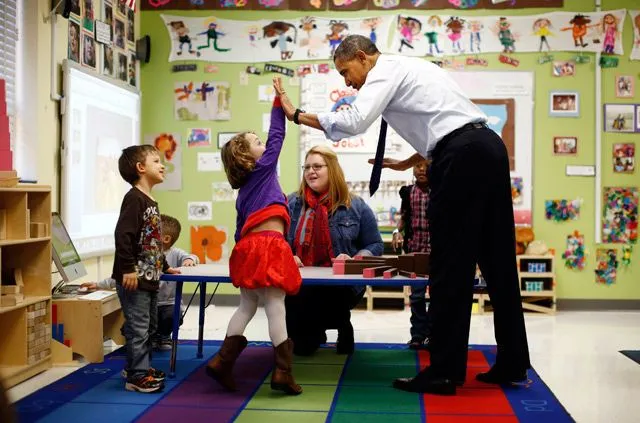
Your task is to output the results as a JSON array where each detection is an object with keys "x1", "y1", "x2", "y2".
[
  {"x1": 121, "y1": 369, "x2": 128, "y2": 379},
  {"x1": 125, "y1": 375, "x2": 164, "y2": 393},
  {"x1": 148, "y1": 367, "x2": 166, "y2": 381},
  {"x1": 158, "y1": 338, "x2": 173, "y2": 351}
]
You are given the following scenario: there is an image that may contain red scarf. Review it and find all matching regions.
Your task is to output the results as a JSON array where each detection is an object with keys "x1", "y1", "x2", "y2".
[{"x1": 294, "y1": 187, "x2": 334, "y2": 267}]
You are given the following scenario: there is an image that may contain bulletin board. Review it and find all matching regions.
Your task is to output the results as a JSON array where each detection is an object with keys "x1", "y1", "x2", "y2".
[{"x1": 299, "y1": 70, "x2": 534, "y2": 226}]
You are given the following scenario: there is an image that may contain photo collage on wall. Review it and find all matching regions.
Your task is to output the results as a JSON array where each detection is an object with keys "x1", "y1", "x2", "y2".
[{"x1": 67, "y1": 0, "x2": 137, "y2": 88}]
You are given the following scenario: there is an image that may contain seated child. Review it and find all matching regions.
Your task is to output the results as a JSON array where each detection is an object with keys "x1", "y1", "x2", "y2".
[
  {"x1": 82, "y1": 214, "x2": 198, "y2": 351},
  {"x1": 392, "y1": 159, "x2": 432, "y2": 350}
]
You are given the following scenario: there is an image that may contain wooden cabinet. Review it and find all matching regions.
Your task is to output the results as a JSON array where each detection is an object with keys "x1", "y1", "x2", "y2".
[{"x1": 0, "y1": 185, "x2": 52, "y2": 388}]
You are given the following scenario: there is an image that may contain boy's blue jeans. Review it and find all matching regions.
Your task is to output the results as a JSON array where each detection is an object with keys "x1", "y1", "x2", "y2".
[
  {"x1": 410, "y1": 282, "x2": 431, "y2": 341},
  {"x1": 116, "y1": 284, "x2": 158, "y2": 379}
]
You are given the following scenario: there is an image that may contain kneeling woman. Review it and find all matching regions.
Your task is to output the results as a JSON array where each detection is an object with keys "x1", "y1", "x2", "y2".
[{"x1": 286, "y1": 145, "x2": 383, "y2": 355}]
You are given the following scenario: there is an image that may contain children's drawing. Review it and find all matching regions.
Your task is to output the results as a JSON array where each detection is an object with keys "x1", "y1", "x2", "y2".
[
  {"x1": 188, "y1": 202, "x2": 213, "y2": 221},
  {"x1": 545, "y1": 199, "x2": 581, "y2": 221},
  {"x1": 190, "y1": 225, "x2": 228, "y2": 263},
  {"x1": 263, "y1": 21, "x2": 297, "y2": 60},
  {"x1": 168, "y1": 20, "x2": 201, "y2": 57},
  {"x1": 445, "y1": 16, "x2": 465, "y2": 54},
  {"x1": 145, "y1": 133, "x2": 182, "y2": 191},
  {"x1": 326, "y1": 20, "x2": 349, "y2": 57},
  {"x1": 299, "y1": 17, "x2": 324, "y2": 58},
  {"x1": 361, "y1": 17, "x2": 382, "y2": 45},
  {"x1": 247, "y1": 25, "x2": 259, "y2": 47},
  {"x1": 496, "y1": 17, "x2": 516, "y2": 53},
  {"x1": 561, "y1": 14, "x2": 596, "y2": 48},
  {"x1": 198, "y1": 18, "x2": 231, "y2": 52},
  {"x1": 562, "y1": 230, "x2": 586, "y2": 270},
  {"x1": 187, "y1": 128, "x2": 211, "y2": 147},
  {"x1": 631, "y1": 11, "x2": 640, "y2": 60},
  {"x1": 511, "y1": 176, "x2": 523, "y2": 205},
  {"x1": 174, "y1": 81, "x2": 231, "y2": 121},
  {"x1": 467, "y1": 19, "x2": 483, "y2": 53},
  {"x1": 600, "y1": 13, "x2": 618, "y2": 54},
  {"x1": 424, "y1": 15, "x2": 443, "y2": 56},
  {"x1": 621, "y1": 245, "x2": 632, "y2": 266},
  {"x1": 397, "y1": 16, "x2": 421, "y2": 53},
  {"x1": 595, "y1": 248, "x2": 618, "y2": 285},
  {"x1": 212, "y1": 182, "x2": 237, "y2": 202},
  {"x1": 602, "y1": 187, "x2": 639, "y2": 244},
  {"x1": 532, "y1": 17, "x2": 553, "y2": 52}
]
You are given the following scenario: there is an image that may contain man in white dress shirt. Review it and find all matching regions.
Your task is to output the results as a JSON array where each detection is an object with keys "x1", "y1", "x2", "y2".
[{"x1": 273, "y1": 35, "x2": 530, "y2": 396}]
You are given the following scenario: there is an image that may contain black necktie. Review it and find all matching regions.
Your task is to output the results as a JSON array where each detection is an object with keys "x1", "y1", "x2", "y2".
[{"x1": 369, "y1": 118, "x2": 387, "y2": 196}]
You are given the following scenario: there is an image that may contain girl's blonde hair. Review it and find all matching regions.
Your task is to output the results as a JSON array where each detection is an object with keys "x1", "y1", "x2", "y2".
[
  {"x1": 221, "y1": 132, "x2": 255, "y2": 189},
  {"x1": 298, "y1": 145, "x2": 351, "y2": 214}
]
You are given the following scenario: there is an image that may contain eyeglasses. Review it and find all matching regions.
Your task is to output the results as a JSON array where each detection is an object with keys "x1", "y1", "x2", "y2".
[{"x1": 302, "y1": 164, "x2": 328, "y2": 173}]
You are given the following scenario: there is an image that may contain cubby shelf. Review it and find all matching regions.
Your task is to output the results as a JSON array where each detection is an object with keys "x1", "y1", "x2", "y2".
[{"x1": 0, "y1": 184, "x2": 53, "y2": 388}]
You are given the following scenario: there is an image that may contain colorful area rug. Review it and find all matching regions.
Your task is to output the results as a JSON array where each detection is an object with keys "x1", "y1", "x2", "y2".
[
  {"x1": 15, "y1": 341, "x2": 573, "y2": 423},
  {"x1": 620, "y1": 350, "x2": 640, "y2": 365}
]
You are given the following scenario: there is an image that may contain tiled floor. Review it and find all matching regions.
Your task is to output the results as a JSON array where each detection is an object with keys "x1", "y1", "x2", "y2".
[{"x1": 7, "y1": 306, "x2": 640, "y2": 423}]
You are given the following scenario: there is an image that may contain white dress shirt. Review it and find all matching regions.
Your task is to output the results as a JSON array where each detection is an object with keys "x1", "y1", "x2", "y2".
[{"x1": 317, "y1": 55, "x2": 487, "y2": 158}]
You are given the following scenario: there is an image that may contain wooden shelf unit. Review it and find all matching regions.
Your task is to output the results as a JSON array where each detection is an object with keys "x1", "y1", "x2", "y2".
[{"x1": 0, "y1": 185, "x2": 53, "y2": 388}]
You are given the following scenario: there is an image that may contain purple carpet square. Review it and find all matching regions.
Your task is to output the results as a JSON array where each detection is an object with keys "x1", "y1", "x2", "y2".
[{"x1": 136, "y1": 405, "x2": 238, "y2": 423}]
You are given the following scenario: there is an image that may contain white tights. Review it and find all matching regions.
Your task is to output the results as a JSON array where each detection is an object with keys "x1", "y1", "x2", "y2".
[{"x1": 226, "y1": 287, "x2": 288, "y2": 347}]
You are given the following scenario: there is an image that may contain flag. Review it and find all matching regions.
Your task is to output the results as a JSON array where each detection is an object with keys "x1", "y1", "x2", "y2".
[{"x1": 121, "y1": 0, "x2": 136, "y2": 11}]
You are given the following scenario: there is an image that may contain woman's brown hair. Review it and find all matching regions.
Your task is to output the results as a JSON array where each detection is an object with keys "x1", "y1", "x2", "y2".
[
  {"x1": 221, "y1": 132, "x2": 256, "y2": 189},
  {"x1": 298, "y1": 145, "x2": 351, "y2": 214}
]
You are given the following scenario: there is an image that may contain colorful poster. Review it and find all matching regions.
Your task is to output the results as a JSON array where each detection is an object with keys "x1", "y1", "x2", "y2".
[
  {"x1": 187, "y1": 128, "x2": 212, "y2": 147},
  {"x1": 545, "y1": 199, "x2": 581, "y2": 221},
  {"x1": 613, "y1": 143, "x2": 635, "y2": 173},
  {"x1": 602, "y1": 187, "x2": 639, "y2": 244},
  {"x1": 174, "y1": 81, "x2": 231, "y2": 121},
  {"x1": 562, "y1": 230, "x2": 586, "y2": 270},
  {"x1": 511, "y1": 176, "x2": 523, "y2": 205},
  {"x1": 144, "y1": 133, "x2": 182, "y2": 191},
  {"x1": 595, "y1": 248, "x2": 618, "y2": 285},
  {"x1": 190, "y1": 225, "x2": 228, "y2": 263}
]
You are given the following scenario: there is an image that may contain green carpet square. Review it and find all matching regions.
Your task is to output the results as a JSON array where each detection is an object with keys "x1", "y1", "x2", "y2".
[
  {"x1": 330, "y1": 411, "x2": 422, "y2": 423},
  {"x1": 333, "y1": 385, "x2": 422, "y2": 414},
  {"x1": 341, "y1": 363, "x2": 417, "y2": 386},
  {"x1": 244, "y1": 384, "x2": 338, "y2": 411},
  {"x1": 293, "y1": 348, "x2": 348, "y2": 365},
  {"x1": 262, "y1": 363, "x2": 344, "y2": 386},
  {"x1": 349, "y1": 349, "x2": 417, "y2": 366},
  {"x1": 235, "y1": 410, "x2": 328, "y2": 423}
]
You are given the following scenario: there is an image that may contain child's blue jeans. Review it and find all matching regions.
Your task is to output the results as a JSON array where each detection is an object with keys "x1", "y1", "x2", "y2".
[
  {"x1": 116, "y1": 284, "x2": 158, "y2": 380},
  {"x1": 410, "y1": 282, "x2": 431, "y2": 341}
]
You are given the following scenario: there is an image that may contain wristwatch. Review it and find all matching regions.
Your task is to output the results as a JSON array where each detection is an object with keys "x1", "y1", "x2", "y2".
[{"x1": 293, "y1": 108, "x2": 305, "y2": 125}]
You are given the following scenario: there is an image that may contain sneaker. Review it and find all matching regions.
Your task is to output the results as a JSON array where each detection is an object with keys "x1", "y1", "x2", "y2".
[
  {"x1": 148, "y1": 367, "x2": 166, "y2": 381},
  {"x1": 125, "y1": 375, "x2": 164, "y2": 393},
  {"x1": 122, "y1": 368, "x2": 165, "y2": 381},
  {"x1": 158, "y1": 339, "x2": 173, "y2": 351},
  {"x1": 407, "y1": 337, "x2": 430, "y2": 350}
]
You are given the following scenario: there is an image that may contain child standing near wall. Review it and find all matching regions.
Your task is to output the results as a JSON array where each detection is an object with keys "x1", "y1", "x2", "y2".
[
  {"x1": 392, "y1": 159, "x2": 432, "y2": 350},
  {"x1": 83, "y1": 214, "x2": 198, "y2": 351},
  {"x1": 113, "y1": 145, "x2": 180, "y2": 393},
  {"x1": 206, "y1": 77, "x2": 302, "y2": 396}
]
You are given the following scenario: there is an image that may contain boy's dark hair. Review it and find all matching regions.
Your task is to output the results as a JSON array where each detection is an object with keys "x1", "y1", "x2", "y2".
[
  {"x1": 118, "y1": 145, "x2": 159, "y2": 185},
  {"x1": 221, "y1": 132, "x2": 256, "y2": 189},
  {"x1": 161, "y1": 214, "x2": 181, "y2": 247}
]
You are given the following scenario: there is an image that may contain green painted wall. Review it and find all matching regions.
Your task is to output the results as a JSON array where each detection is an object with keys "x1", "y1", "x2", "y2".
[{"x1": 141, "y1": 0, "x2": 639, "y2": 299}]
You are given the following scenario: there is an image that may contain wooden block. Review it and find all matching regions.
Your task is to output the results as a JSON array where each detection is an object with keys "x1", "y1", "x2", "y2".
[
  {"x1": 398, "y1": 255, "x2": 415, "y2": 272},
  {"x1": 0, "y1": 285, "x2": 22, "y2": 294},
  {"x1": 363, "y1": 265, "x2": 392, "y2": 278},
  {"x1": 0, "y1": 209, "x2": 5, "y2": 239},
  {"x1": 333, "y1": 260, "x2": 388, "y2": 275},
  {"x1": 30, "y1": 222, "x2": 47, "y2": 238},
  {"x1": 14, "y1": 268, "x2": 23, "y2": 286},
  {"x1": 0, "y1": 170, "x2": 17, "y2": 179},
  {"x1": 409, "y1": 252, "x2": 430, "y2": 275},
  {"x1": 399, "y1": 270, "x2": 417, "y2": 279},
  {"x1": 1, "y1": 293, "x2": 24, "y2": 306},
  {"x1": 383, "y1": 268, "x2": 399, "y2": 279}
]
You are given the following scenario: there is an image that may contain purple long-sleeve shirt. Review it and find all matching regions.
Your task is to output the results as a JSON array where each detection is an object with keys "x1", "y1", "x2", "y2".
[{"x1": 234, "y1": 105, "x2": 287, "y2": 242}]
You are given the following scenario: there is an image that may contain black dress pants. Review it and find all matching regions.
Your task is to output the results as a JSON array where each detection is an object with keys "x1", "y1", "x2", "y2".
[{"x1": 426, "y1": 126, "x2": 531, "y2": 381}]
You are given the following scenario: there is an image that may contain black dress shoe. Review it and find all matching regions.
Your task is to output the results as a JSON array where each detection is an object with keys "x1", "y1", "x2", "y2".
[
  {"x1": 336, "y1": 322, "x2": 354, "y2": 355},
  {"x1": 393, "y1": 374, "x2": 457, "y2": 395},
  {"x1": 476, "y1": 366, "x2": 527, "y2": 384}
]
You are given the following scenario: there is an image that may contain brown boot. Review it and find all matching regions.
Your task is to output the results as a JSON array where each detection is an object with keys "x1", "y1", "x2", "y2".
[
  {"x1": 271, "y1": 339, "x2": 303, "y2": 395},
  {"x1": 205, "y1": 335, "x2": 247, "y2": 391}
]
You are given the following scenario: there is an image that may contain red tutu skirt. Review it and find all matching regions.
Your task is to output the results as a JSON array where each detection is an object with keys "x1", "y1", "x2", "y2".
[{"x1": 230, "y1": 231, "x2": 302, "y2": 295}]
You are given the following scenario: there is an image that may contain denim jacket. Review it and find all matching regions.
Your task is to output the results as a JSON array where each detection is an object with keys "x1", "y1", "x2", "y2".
[{"x1": 287, "y1": 193, "x2": 384, "y2": 258}]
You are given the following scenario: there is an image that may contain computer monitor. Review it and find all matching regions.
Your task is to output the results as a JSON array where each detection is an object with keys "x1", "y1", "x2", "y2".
[{"x1": 51, "y1": 212, "x2": 87, "y2": 283}]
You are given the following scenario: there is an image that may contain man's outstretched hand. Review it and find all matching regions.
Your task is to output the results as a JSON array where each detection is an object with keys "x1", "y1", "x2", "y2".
[{"x1": 367, "y1": 157, "x2": 411, "y2": 171}]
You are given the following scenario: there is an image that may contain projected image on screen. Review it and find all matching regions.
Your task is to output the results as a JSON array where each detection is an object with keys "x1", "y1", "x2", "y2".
[
  {"x1": 61, "y1": 63, "x2": 140, "y2": 257},
  {"x1": 51, "y1": 214, "x2": 81, "y2": 267}
]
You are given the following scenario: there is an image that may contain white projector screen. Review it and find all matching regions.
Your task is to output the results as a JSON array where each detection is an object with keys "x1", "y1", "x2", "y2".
[{"x1": 61, "y1": 60, "x2": 140, "y2": 258}]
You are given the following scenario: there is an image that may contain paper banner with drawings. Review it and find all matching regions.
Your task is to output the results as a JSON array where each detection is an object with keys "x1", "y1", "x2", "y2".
[
  {"x1": 174, "y1": 81, "x2": 231, "y2": 121},
  {"x1": 544, "y1": 198, "x2": 581, "y2": 222},
  {"x1": 212, "y1": 182, "x2": 237, "y2": 202},
  {"x1": 595, "y1": 248, "x2": 618, "y2": 285},
  {"x1": 630, "y1": 10, "x2": 640, "y2": 60},
  {"x1": 161, "y1": 14, "x2": 396, "y2": 63},
  {"x1": 602, "y1": 187, "x2": 638, "y2": 244},
  {"x1": 145, "y1": 133, "x2": 182, "y2": 191},
  {"x1": 190, "y1": 225, "x2": 228, "y2": 263},
  {"x1": 562, "y1": 230, "x2": 586, "y2": 270},
  {"x1": 389, "y1": 10, "x2": 626, "y2": 58},
  {"x1": 187, "y1": 201, "x2": 213, "y2": 221}
]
